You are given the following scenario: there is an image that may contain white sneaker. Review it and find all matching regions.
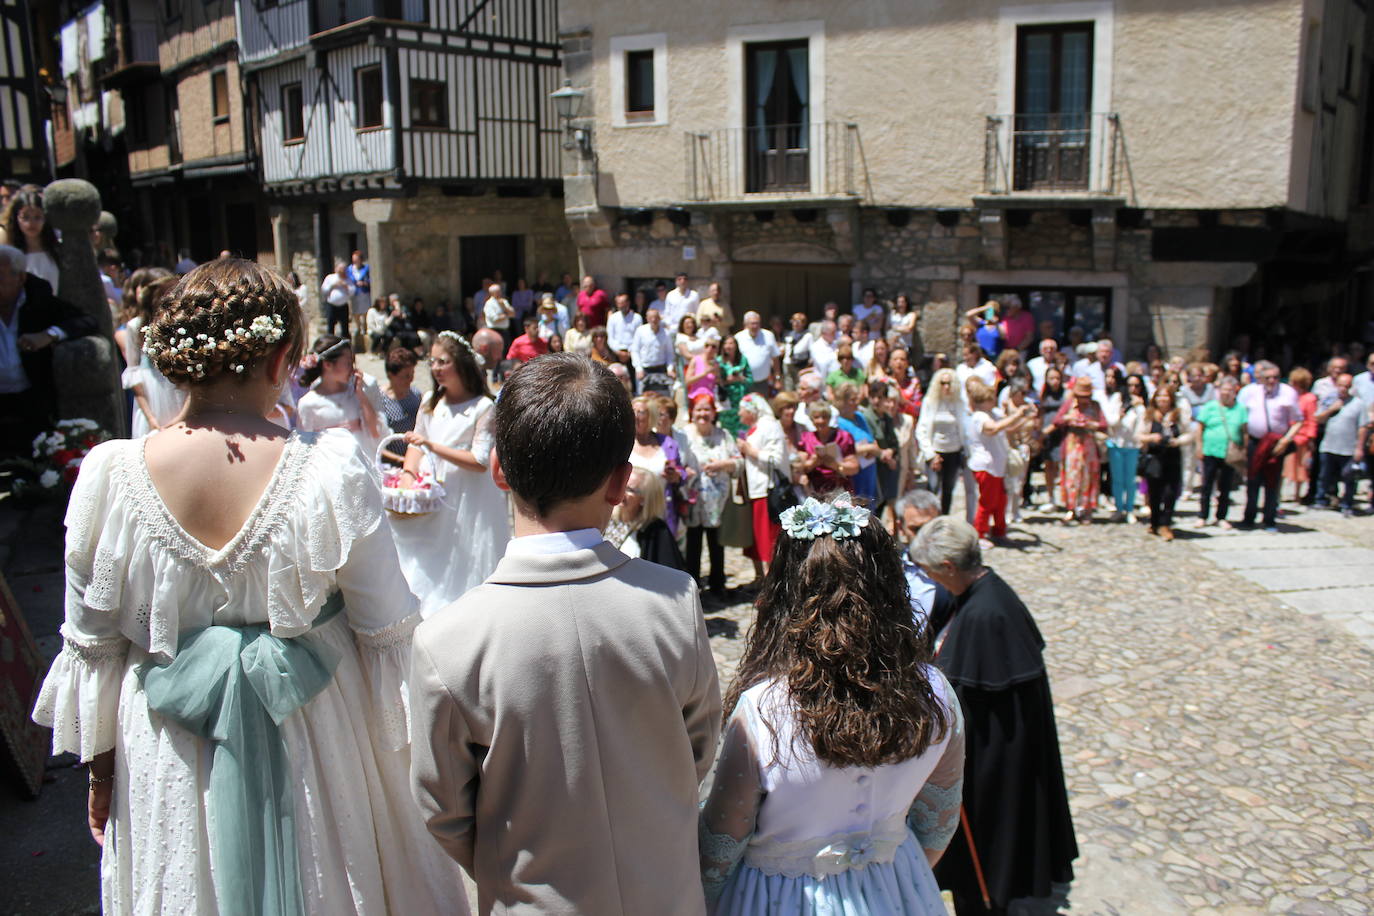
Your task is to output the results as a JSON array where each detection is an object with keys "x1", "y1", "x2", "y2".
[{"x1": 1126, "y1": 512, "x2": 1137, "y2": 524}]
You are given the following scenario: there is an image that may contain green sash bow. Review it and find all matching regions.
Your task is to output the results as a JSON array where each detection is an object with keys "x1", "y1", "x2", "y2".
[{"x1": 140, "y1": 595, "x2": 344, "y2": 916}]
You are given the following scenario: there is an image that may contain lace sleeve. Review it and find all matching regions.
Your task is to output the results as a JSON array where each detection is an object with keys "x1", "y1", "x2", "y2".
[
  {"x1": 699, "y1": 710, "x2": 763, "y2": 907},
  {"x1": 469, "y1": 400, "x2": 495, "y2": 468},
  {"x1": 33, "y1": 446, "x2": 133, "y2": 760},
  {"x1": 908, "y1": 693, "x2": 965, "y2": 862}
]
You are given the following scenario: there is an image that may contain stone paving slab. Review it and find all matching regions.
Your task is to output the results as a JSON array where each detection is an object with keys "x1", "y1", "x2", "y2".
[
  {"x1": 1276, "y1": 586, "x2": 1374, "y2": 618},
  {"x1": 1236, "y1": 566, "x2": 1374, "y2": 593},
  {"x1": 1205, "y1": 547, "x2": 1374, "y2": 570},
  {"x1": 1191, "y1": 531, "x2": 1350, "y2": 551}
]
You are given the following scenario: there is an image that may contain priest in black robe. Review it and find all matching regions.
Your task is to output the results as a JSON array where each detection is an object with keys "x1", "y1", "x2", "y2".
[{"x1": 912, "y1": 516, "x2": 1078, "y2": 916}]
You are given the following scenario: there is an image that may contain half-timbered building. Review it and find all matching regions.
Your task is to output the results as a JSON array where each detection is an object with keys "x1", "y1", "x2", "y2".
[
  {"x1": 238, "y1": 0, "x2": 576, "y2": 315},
  {"x1": 0, "y1": 0, "x2": 48, "y2": 183}
]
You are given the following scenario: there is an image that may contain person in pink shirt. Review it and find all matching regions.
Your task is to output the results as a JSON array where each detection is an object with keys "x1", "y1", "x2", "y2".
[
  {"x1": 1238, "y1": 360, "x2": 1301, "y2": 530},
  {"x1": 998, "y1": 296, "x2": 1036, "y2": 353},
  {"x1": 576, "y1": 275, "x2": 610, "y2": 327},
  {"x1": 685, "y1": 335, "x2": 720, "y2": 401}
]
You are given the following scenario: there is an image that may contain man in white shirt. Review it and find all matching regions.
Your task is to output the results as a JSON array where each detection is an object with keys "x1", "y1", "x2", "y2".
[
  {"x1": 320, "y1": 261, "x2": 355, "y2": 337},
  {"x1": 734, "y1": 310, "x2": 781, "y2": 396},
  {"x1": 606, "y1": 293, "x2": 642, "y2": 365},
  {"x1": 1355, "y1": 352, "x2": 1374, "y2": 403},
  {"x1": 851, "y1": 322, "x2": 876, "y2": 370},
  {"x1": 630, "y1": 308, "x2": 675, "y2": 394},
  {"x1": 954, "y1": 340, "x2": 998, "y2": 391},
  {"x1": 483, "y1": 282, "x2": 516, "y2": 345},
  {"x1": 852, "y1": 288, "x2": 884, "y2": 334},
  {"x1": 896, "y1": 489, "x2": 946, "y2": 627},
  {"x1": 810, "y1": 320, "x2": 839, "y2": 382},
  {"x1": 696, "y1": 282, "x2": 733, "y2": 333},
  {"x1": 1026, "y1": 338, "x2": 1058, "y2": 393},
  {"x1": 662, "y1": 273, "x2": 700, "y2": 332},
  {"x1": 1071, "y1": 338, "x2": 1125, "y2": 392}
]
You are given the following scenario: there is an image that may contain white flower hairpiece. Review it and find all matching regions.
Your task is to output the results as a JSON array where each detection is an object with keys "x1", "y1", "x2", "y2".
[
  {"x1": 779, "y1": 494, "x2": 872, "y2": 541},
  {"x1": 438, "y1": 330, "x2": 487, "y2": 369},
  {"x1": 142, "y1": 312, "x2": 285, "y2": 370}
]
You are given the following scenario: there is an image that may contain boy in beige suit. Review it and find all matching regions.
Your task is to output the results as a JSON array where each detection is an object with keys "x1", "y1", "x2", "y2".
[{"x1": 410, "y1": 353, "x2": 722, "y2": 914}]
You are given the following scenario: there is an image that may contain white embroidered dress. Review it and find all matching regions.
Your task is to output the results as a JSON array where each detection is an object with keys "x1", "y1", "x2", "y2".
[
  {"x1": 700, "y1": 668, "x2": 965, "y2": 915},
  {"x1": 32, "y1": 430, "x2": 468, "y2": 914},
  {"x1": 391, "y1": 394, "x2": 510, "y2": 617}
]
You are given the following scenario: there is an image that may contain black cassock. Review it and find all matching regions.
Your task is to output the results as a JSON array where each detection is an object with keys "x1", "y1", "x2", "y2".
[{"x1": 928, "y1": 569, "x2": 1078, "y2": 914}]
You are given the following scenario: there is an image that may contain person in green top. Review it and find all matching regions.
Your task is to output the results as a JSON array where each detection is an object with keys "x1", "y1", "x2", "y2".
[
  {"x1": 1195, "y1": 375, "x2": 1248, "y2": 528},
  {"x1": 717, "y1": 333, "x2": 753, "y2": 435},
  {"x1": 825, "y1": 343, "x2": 867, "y2": 398}
]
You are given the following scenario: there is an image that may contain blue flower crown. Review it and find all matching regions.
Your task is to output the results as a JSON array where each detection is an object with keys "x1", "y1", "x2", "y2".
[{"x1": 779, "y1": 495, "x2": 872, "y2": 541}]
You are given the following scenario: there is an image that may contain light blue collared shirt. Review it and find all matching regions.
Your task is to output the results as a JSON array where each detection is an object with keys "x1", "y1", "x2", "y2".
[
  {"x1": 902, "y1": 553, "x2": 937, "y2": 629},
  {"x1": 503, "y1": 527, "x2": 605, "y2": 558}
]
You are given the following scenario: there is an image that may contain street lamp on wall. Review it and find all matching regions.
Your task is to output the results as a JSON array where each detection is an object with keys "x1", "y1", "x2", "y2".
[{"x1": 550, "y1": 79, "x2": 591, "y2": 157}]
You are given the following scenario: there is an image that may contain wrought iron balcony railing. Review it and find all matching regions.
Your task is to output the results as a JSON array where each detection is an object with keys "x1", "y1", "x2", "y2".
[
  {"x1": 983, "y1": 112, "x2": 1124, "y2": 196},
  {"x1": 685, "y1": 121, "x2": 862, "y2": 202}
]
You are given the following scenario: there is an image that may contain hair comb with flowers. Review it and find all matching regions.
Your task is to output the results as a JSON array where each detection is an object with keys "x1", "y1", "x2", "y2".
[
  {"x1": 779, "y1": 494, "x2": 871, "y2": 541},
  {"x1": 438, "y1": 330, "x2": 487, "y2": 369}
]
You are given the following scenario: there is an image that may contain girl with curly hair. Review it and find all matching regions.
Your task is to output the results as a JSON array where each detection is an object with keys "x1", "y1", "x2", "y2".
[{"x1": 700, "y1": 494, "x2": 965, "y2": 914}]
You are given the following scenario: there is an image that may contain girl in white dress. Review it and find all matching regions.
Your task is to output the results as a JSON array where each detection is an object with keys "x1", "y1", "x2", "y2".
[
  {"x1": 32, "y1": 258, "x2": 468, "y2": 915},
  {"x1": 391, "y1": 331, "x2": 510, "y2": 617},
  {"x1": 700, "y1": 493, "x2": 965, "y2": 915},
  {"x1": 1, "y1": 186, "x2": 60, "y2": 292},
  {"x1": 120, "y1": 273, "x2": 187, "y2": 436},
  {"x1": 295, "y1": 334, "x2": 391, "y2": 456}
]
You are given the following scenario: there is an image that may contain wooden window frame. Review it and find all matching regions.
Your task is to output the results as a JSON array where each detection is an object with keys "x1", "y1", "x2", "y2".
[
  {"x1": 409, "y1": 78, "x2": 448, "y2": 129},
  {"x1": 281, "y1": 82, "x2": 304, "y2": 143},
  {"x1": 210, "y1": 68, "x2": 231, "y2": 125},
  {"x1": 355, "y1": 65, "x2": 384, "y2": 130},
  {"x1": 625, "y1": 49, "x2": 655, "y2": 120}
]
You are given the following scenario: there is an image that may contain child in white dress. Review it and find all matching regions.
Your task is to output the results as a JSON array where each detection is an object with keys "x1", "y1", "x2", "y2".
[
  {"x1": 32, "y1": 259, "x2": 467, "y2": 915},
  {"x1": 700, "y1": 494, "x2": 965, "y2": 915},
  {"x1": 121, "y1": 273, "x2": 186, "y2": 435},
  {"x1": 391, "y1": 331, "x2": 510, "y2": 616},
  {"x1": 295, "y1": 334, "x2": 391, "y2": 456}
]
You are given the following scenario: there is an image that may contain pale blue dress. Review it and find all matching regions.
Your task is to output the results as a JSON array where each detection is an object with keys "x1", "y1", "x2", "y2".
[{"x1": 700, "y1": 669, "x2": 965, "y2": 915}]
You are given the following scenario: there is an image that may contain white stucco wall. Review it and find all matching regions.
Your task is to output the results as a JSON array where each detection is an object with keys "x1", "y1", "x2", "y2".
[{"x1": 563, "y1": 0, "x2": 1315, "y2": 212}]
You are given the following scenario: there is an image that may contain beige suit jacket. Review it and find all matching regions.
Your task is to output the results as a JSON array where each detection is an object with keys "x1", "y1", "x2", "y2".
[{"x1": 410, "y1": 541, "x2": 722, "y2": 915}]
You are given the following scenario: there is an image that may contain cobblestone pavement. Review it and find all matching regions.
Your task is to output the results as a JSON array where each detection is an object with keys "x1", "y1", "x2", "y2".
[{"x1": 700, "y1": 491, "x2": 1374, "y2": 915}]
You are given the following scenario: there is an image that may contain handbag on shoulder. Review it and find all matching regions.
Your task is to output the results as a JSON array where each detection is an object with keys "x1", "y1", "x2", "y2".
[{"x1": 765, "y1": 462, "x2": 799, "y2": 521}]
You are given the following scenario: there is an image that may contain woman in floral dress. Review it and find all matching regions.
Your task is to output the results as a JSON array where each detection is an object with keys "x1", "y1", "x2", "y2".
[
  {"x1": 1050, "y1": 375, "x2": 1108, "y2": 523},
  {"x1": 681, "y1": 394, "x2": 740, "y2": 598}
]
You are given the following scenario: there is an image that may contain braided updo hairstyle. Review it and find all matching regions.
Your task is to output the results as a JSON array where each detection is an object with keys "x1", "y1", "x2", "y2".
[{"x1": 143, "y1": 258, "x2": 305, "y2": 386}]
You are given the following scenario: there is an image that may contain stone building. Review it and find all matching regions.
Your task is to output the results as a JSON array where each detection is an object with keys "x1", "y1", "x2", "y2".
[
  {"x1": 557, "y1": 0, "x2": 1374, "y2": 360},
  {"x1": 239, "y1": 0, "x2": 577, "y2": 319}
]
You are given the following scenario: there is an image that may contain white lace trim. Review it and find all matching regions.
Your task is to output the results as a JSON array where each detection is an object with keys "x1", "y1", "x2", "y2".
[
  {"x1": 743, "y1": 813, "x2": 911, "y2": 879},
  {"x1": 32, "y1": 629, "x2": 129, "y2": 761},
  {"x1": 121, "y1": 434, "x2": 310, "y2": 577},
  {"x1": 65, "y1": 432, "x2": 386, "y2": 654},
  {"x1": 354, "y1": 612, "x2": 420, "y2": 651}
]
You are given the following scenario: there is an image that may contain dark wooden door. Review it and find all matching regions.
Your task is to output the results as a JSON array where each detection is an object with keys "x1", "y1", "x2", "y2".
[
  {"x1": 460, "y1": 234, "x2": 525, "y2": 298},
  {"x1": 745, "y1": 40, "x2": 810, "y2": 193},
  {"x1": 731, "y1": 262, "x2": 851, "y2": 326},
  {"x1": 1014, "y1": 23, "x2": 1093, "y2": 191}
]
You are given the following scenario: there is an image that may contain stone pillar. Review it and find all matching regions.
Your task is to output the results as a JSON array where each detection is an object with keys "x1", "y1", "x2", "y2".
[
  {"x1": 43, "y1": 179, "x2": 126, "y2": 437},
  {"x1": 978, "y1": 208, "x2": 1008, "y2": 270},
  {"x1": 270, "y1": 205, "x2": 291, "y2": 275},
  {"x1": 1092, "y1": 206, "x2": 1117, "y2": 272},
  {"x1": 352, "y1": 198, "x2": 403, "y2": 298}
]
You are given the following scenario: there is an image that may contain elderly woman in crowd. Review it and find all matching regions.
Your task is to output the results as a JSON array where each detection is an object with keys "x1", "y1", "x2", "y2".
[
  {"x1": 1049, "y1": 375, "x2": 1108, "y2": 524},
  {"x1": 833, "y1": 381, "x2": 881, "y2": 505},
  {"x1": 917, "y1": 367, "x2": 976, "y2": 521},
  {"x1": 629, "y1": 394, "x2": 686, "y2": 534},
  {"x1": 680, "y1": 394, "x2": 739, "y2": 598},
  {"x1": 911, "y1": 517, "x2": 1078, "y2": 916},
  {"x1": 605, "y1": 467, "x2": 684, "y2": 570},
  {"x1": 588, "y1": 326, "x2": 616, "y2": 364},
  {"x1": 800, "y1": 399, "x2": 858, "y2": 496},
  {"x1": 736, "y1": 393, "x2": 786, "y2": 578},
  {"x1": 379, "y1": 346, "x2": 423, "y2": 434},
  {"x1": 770, "y1": 391, "x2": 807, "y2": 491},
  {"x1": 888, "y1": 346, "x2": 922, "y2": 416}
]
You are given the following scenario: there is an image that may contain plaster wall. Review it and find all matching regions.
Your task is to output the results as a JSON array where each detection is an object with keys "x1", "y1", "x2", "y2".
[{"x1": 564, "y1": 0, "x2": 1309, "y2": 212}]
